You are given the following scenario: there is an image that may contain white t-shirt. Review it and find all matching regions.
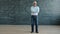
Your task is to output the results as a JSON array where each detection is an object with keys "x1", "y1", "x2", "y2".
[{"x1": 31, "y1": 6, "x2": 40, "y2": 15}]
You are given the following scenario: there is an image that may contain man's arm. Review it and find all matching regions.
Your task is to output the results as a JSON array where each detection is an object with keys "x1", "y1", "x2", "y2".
[{"x1": 37, "y1": 7, "x2": 40, "y2": 13}]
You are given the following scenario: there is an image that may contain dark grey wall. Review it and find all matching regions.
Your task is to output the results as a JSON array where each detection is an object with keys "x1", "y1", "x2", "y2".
[{"x1": 0, "y1": 0, "x2": 60, "y2": 25}]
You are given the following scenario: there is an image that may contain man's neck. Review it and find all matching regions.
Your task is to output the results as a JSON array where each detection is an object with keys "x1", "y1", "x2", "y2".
[{"x1": 34, "y1": 6, "x2": 36, "y2": 7}]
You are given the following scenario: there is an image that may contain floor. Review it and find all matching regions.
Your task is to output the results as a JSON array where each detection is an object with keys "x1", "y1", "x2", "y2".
[{"x1": 0, "y1": 25, "x2": 60, "y2": 34}]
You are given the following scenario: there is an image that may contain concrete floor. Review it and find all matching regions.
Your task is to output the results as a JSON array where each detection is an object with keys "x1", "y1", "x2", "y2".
[{"x1": 0, "y1": 25, "x2": 60, "y2": 34}]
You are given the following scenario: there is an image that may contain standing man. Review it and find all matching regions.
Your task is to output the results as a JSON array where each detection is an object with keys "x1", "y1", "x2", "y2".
[{"x1": 31, "y1": 1, "x2": 40, "y2": 33}]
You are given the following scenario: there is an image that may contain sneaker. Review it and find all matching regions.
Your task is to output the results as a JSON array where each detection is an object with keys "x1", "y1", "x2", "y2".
[
  {"x1": 31, "y1": 32, "x2": 34, "y2": 33},
  {"x1": 36, "y1": 32, "x2": 39, "y2": 33}
]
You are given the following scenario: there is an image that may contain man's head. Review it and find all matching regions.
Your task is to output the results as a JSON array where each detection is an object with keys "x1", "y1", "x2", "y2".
[{"x1": 33, "y1": 1, "x2": 37, "y2": 7}]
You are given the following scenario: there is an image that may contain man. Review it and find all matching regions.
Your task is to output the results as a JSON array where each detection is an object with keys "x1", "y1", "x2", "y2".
[{"x1": 31, "y1": 1, "x2": 40, "y2": 33}]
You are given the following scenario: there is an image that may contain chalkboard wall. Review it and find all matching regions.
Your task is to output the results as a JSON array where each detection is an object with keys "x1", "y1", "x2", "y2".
[{"x1": 0, "y1": 0, "x2": 60, "y2": 25}]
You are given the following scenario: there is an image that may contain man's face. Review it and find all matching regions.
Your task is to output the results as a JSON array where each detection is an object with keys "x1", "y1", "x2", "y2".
[{"x1": 33, "y1": 3, "x2": 37, "y2": 7}]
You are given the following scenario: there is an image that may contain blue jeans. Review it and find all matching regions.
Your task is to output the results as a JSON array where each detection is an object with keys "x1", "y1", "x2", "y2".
[{"x1": 31, "y1": 15, "x2": 38, "y2": 32}]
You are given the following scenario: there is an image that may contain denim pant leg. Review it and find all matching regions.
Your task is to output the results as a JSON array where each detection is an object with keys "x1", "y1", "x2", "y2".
[
  {"x1": 35, "y1": 16, "x2": 38, "y2": 32},
  {"x1": 31, "y1": 16, "x2": 34, "y2": 32}
]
